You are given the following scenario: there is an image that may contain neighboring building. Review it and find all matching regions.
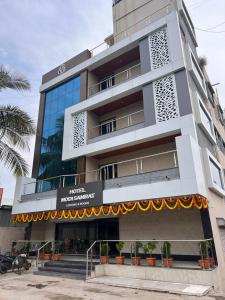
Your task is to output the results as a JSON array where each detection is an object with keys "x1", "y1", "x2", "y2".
[
  {"x1": 12, "y1": 0, "x2": 225, "y2": 292},
  {"x1": 0, "y1": 189, "x2": 26, "y2": 253}
]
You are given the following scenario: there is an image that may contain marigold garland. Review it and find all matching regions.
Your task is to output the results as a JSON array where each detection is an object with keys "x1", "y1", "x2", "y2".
[{"x1": 12, "y1": 195, "x2": 208, "y2": 224}]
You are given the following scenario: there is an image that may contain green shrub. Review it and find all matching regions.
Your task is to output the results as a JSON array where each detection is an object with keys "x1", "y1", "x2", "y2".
[
  {"x1": 101, "y1": 243, "x2": 110, "y2": 256},
  {"x1": 162, "y1": 241, "x2": 172, "y2": 258},
  {"x1": 116, "y1": 242, "x2": 124, "y2": 256}
]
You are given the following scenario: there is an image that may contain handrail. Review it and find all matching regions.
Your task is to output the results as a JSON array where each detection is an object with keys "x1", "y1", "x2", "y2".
[
  {"x1": 89, "y1": 109, "x2": 144, "y2": 130},
  {"x1": 88, "y1": 109, "x2": 144, "y2": 138},
  {"x1": 36, "y1": 240, "x2": 54, "y2": 267},
  {"x1": 88, "y1": 63, "x2": 141, "y2": 97},
  {"x1": 90, "y1": 3, "x2": 171, "y2": 56},
  {"x1": 86, "y1": 240, "x2": 98, "y2": 279},
  {"x1": 86, "y1": 238, "x2": 214, "y2": 280},
  {"x1": 23, "y1": 149, "x2": 177, "y2": 190}
]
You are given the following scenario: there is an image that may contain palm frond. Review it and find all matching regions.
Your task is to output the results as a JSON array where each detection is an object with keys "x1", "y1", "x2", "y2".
[
  {"x1": 0, "y1": 140, "x2": 29, "y2": 176},
  {"x1": 0, "y1": 106, "x2": 36, "y2": 146},
  {"x1": 0, "y1": 65, "x2": 30, "y2": 91}
]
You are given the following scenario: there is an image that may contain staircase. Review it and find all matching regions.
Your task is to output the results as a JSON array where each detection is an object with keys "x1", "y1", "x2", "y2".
[{"x1": 34, "y1": 259, "x2": 96, "y2": 280}]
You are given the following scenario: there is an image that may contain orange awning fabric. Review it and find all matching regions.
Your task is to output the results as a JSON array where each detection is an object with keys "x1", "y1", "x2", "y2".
[{"x1": 12, "y1": 195, "x2": 208, "y2": 223}]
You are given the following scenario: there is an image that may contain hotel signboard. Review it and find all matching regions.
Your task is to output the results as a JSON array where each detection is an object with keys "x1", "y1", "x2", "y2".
[{"x1": 56, "y1": 182, "x2": 103, "y2": 210}]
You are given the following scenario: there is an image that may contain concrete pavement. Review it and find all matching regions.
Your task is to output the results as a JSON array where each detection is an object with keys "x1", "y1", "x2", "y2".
[{"x1": 0, "y1": 270, "x2": 223, "y2": 300}]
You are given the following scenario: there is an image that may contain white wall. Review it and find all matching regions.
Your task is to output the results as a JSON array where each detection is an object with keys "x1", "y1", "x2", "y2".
[
  {"x1": 119, "y1": 208, "x2": 204, "y2": 255},
  {"x1": 0, "y1": 227, "x2": 25, "y2": 254}
]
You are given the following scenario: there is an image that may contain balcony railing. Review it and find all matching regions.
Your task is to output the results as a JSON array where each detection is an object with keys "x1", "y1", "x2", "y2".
[
  {"x1": 88, "y1": 63, "x2": 141, "y2": 97},
  {"x1": 22, "y1": 150, "x2": 178, "y2": 195},
  {"x1": 88, "y1": 109, "x2": 144, "y2": 139},
  {"x1": 90, "y1": 2, "x2": 172, "y2": 56}
]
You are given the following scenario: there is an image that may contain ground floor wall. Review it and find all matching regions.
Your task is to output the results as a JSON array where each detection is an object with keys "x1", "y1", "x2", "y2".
[
  {"x1": 0, "y1": 227, "x2": 25, "y2": 254},
  {"x1": 31, "y1": 222, "x2": 55, "y2": 241},
  {"x1": 119, "y1": 208, "x2": 204, "y2": 255}
]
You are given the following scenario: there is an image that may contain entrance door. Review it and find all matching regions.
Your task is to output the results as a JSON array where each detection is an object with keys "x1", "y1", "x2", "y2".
[{"x1": 55, "y1": 218, "x2": 119, "y2": 254}]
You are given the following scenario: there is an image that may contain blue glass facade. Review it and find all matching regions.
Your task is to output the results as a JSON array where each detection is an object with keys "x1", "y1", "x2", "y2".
[{"x1": 37, "y1": 76, "x2": 80, "y2": 192}]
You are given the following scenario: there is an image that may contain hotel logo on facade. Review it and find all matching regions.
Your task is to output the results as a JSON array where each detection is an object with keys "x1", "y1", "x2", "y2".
[{"x1": 57, "y1": 182, "x2": 103, "y2": 210}]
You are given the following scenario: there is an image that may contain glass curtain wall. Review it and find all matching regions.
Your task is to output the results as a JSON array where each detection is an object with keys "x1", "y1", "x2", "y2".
[{"x1": 37, "y1": 76, "x2": 80, "y2": 192}]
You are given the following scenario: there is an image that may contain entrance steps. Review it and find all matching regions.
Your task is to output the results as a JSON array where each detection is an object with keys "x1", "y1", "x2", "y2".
[
  {"x1": 87, "y1": 276, "x2": 212, "y2": 296},
  {"x1": 34, "y1": 260, "x2": 96, "y2": 280}
]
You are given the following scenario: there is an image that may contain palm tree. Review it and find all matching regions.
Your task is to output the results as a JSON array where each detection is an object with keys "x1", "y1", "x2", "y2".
[{"x1": 0, "y1": 65, "x2": 35, "y2": 176}]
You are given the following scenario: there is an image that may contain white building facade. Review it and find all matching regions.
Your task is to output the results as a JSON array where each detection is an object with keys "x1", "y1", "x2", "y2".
[{"x1": 12, "y1": 0, "x2": 225, "y2": 292}]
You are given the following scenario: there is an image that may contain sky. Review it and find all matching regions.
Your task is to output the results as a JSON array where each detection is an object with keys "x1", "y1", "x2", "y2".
[{"x1": 0, "y1": 0, "x2": 225, "y2": 205}]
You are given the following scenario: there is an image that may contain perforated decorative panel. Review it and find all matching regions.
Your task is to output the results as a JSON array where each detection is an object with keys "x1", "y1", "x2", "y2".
[
  {"x1": 72, "y1": 111, "x2": 87, "y2": 149},
  {"x1": 149, "y1": 28, "x2": 170, "y2": 69},
  {"x1": 153, "y1": 75, "x2": 179, "y2": 122}
]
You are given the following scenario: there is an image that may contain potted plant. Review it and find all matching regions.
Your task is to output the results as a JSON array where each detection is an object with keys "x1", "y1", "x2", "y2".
[
  {"x1": 100, "y1": 243, "x2": 110, "y2": 264},
  {"x1": 143, "y1": 240, "x2": 157, "y2": 266},
  {"x1": 198, "y1": 241, "x2": 211, "y2": 269},
  {"x1": 53, "y1": 241, "x2": 63, "y2": 261},
  {"x1": 132, "y1": 241, "x2": 142, "y2": 266},
  {"x1": 115, "y1": 242, "x2": 125, "y2": 265},
  {"x1": 24, "y1": 242, "x2": 32, "y2": 257},
  {"x1": 43, "y1": 243, "x2": 53, "y2": 260},
  {"x1": 162, "y1": 241, "x2": 173, "y2": 267},
  {"x1": 38, "y1": 242, "x2": 45, "y2": 260}
]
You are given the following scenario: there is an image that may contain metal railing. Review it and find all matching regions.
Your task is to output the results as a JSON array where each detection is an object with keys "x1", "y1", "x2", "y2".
[
  {"x1": 10, "y1": 240, "x2": 55, "y2": 267},
  {"x1": 86, "y1": 238, "x2": 215, "y2": 279},
  {"x1": 88, "y1": 63, "x2": 141, "y2": 97},
  {"x1": 90, "y1": 2, "x2": 172, "y2": 56},
  {"x1": 22, "y1": 150, "x2": 178, "y2": 195},
  {"x1": 88, "y1": 109, "x2": 144, "y2": 139}
]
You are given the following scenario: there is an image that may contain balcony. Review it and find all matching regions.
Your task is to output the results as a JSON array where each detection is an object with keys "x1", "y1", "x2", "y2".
[
  {"x1": 90, "y1": 1, "x2": 173, "y2": 56},
  {"x1": 22, "y1": 149, "x2": 178, "y2": 196},
  {"x1": 86, "y1": 91, "x2": 144, "y2": 141},
  {"x1": 88, "y1": 109, "x2": 144, "y2": 141},
  {"x1": 88, "y1": 63, "x2": 141, "y2": 97}
]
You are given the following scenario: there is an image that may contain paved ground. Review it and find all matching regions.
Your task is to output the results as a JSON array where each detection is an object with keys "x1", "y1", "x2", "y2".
[{"x1": 0, "y1": 270, "x2": 224, "y2": 300}]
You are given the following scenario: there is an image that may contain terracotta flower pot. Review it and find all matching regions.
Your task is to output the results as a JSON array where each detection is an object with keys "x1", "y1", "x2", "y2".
[
  {"x1": 198, "y1": 259, "x2": 210, "y2": 269},
  {"x1": 53, "y1": 254, "x2": 62, "y2": 261},
  {"x1": 44, "y1": 253, "x2": 52, "y2": 260},
  {"x1": 146, "y1": 257, "x2": 156, "y2": 266},
  {"x1": 163, "y1": 258, "x2": 173, "y2": 268},
  {"x1": 132, "y1": 257, "x2": 141, "y2": 266},
  {"x1": 100, "y1": 256, "x2": 109, "y2": 264},
  {"x1": 39, "y1": 252, "x2": 44, "y2": 260},
  {"x1": 209, "y1": 257, "x2": 215, "y2": 268},
  {"x1": 116, "y1": 256, "x2": 125, "y2": 265}
]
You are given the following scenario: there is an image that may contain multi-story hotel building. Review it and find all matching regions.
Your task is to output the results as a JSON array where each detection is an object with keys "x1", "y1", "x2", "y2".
[{"x1": 12, "y1": 0, "x2": 225, "y2": 292}]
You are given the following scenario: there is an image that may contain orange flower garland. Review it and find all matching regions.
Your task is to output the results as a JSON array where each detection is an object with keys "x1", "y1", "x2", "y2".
[{"x1": 12, "y1": 195, "x2": 208, "y2": 224}]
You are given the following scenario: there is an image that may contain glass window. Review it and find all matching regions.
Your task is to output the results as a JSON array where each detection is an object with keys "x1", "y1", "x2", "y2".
[
  {"x1": 100, "y1": 74, "x2": 115, "y2": 91},
  {"x1": 200, "y1": 103, "x2": 213, "y2": 135},
  {"x1": 37, "y1": 76, "x2": 80, "y2": 192},
  {"x1": 100, "y1": 164, "x2": 118, "y2": 180},
  {"x1": 210, "y1": 158, "x2": 223, "y2": 189},
  {"x1": 99, "y1": 118, "x2": 116, "y2": 136}
]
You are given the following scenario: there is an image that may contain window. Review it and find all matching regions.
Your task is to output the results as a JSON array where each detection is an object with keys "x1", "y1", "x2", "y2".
[
  {"x1": 37, "y1": 76, "x2": 80, "y2": 192},
  {"x1": 191, "y1": 53, "x2": 206, "y2": 91},
  {"x1": 210, "y1": 158, "x2": 223, "y2": 189},
  {"x1": 99, "y1": 118, "x2": 116, "y2": 136},
  {"x1": 214, "y1": 126, "x2": 225, "y2": 154},
  {"x1": 200, "y1": 102, "x2": 213, "y2": 135},
  {"x1": 100, "y1": 164, "x2": 118, "y2": 180},
  {"x1": 203, "y1": 148, "x2": 225, "y2": 197},
  {"x1": 206, "y1": 81, "x2": 215, "y2": 106},
  {"x1": 100, "y1": 75, "x2": 115, "y2": 91},
  {"x1": 217, "y1": 105, "x2": 224, "y2": 125}
]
